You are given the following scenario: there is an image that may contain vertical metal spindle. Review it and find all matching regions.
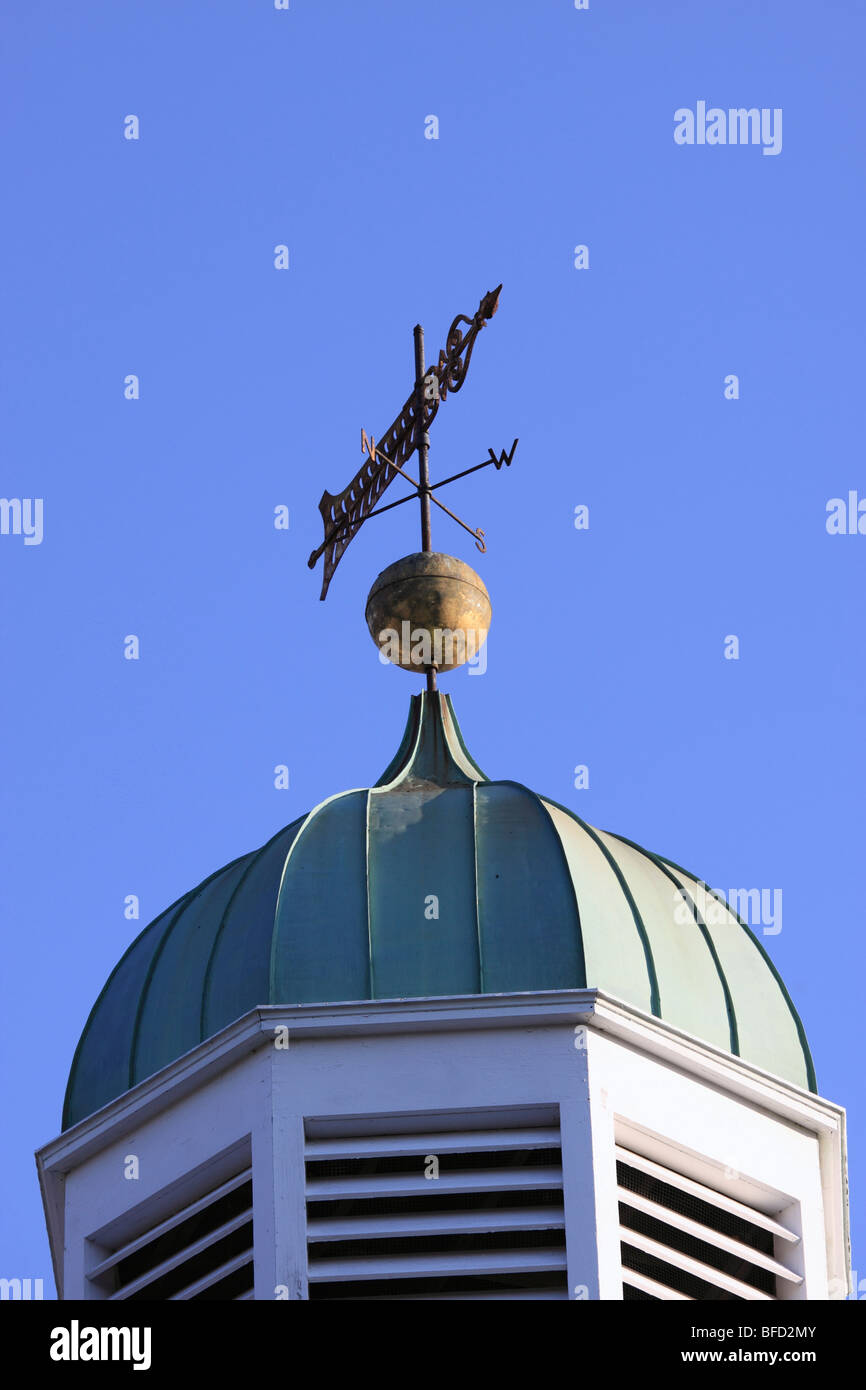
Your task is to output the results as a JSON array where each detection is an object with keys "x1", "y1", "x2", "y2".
[{"x1": 414, "y1": 323, "x2": 437, "y2": 694}]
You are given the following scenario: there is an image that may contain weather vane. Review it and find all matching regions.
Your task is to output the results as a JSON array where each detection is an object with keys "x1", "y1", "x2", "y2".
[{"x1": 307, "y1": 283, "x2": 517, "y2": 601}]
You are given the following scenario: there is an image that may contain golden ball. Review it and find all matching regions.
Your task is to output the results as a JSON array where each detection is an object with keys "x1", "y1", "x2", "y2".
[{"x1": 365, "y1": 552, "x2": 491, "y2": 673}]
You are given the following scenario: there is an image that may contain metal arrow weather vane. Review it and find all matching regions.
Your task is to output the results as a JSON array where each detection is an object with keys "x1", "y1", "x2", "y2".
[{"x1": 307, "y1": 283, "x2": 517, "y2": 599}]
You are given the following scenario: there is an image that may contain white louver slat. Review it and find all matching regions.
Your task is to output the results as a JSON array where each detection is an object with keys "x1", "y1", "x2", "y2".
[
  {"x1": 621, "y1": 1267, "x2": 694, "y2": 1301},
  {"x1": 305, "y1": 1128, "x2": 561, "y2": 1160},
  {"x1": 306, "y1": 1165, "x2": 563, "y2": 1202},
  {"x1": 89, "y1": 1168, "x2": 253, "y2": 1282},
  {"x1": 319, "y1": 1286, "x2": 570, "y2": 1301},
  {"x1": 308, "y1": 1247, "x2": 568, "y2": 1282},
  {"x1": 621, "y1": 1227, "x2": 775, "y2": 1301},
  {"x1": 616, "y1": 1145, "x2": 802, "y2": 1302},
  {"x1": 109, "y1": 1210, "x2": 253, "y2": 1301},
  {"x1": 88, "y1": 1163, "x2": 254, "y2": 1301},
  {"x1": 167, "y1": 1249, "x2": 256, "y2": 1301},
  {"x1": 305, "y1": 1112, "x2": 567, "y2": 1300},
  {"x1": 616, "y1": 1187, "x2": 801, "y2": 1285},
  {"x1": 308, "y1": 1204, "x2": 565, "y2": 1243},
  {"x1": 614, "y1": 1146, "x2": 799, "y2": 1244}
]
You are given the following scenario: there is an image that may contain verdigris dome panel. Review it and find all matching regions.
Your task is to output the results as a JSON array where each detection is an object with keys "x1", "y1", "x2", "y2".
[{"x1": 63, "y1": 693, "x2": 814, "y2": 1128}]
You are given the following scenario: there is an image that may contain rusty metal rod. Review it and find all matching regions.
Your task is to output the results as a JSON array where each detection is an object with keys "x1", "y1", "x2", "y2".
[
  {"x1": 356, "y1": 444, "x2": 516, "y2": 525},
  {"x1": 414, "y1": 323, "x2": 436, "y2": 692},
  {"x1": 358, "y1": 448, "x2": 484, "y2": 549},
  {"x1": 413, "y1": 324, "x2": 433, "y2": 555}
]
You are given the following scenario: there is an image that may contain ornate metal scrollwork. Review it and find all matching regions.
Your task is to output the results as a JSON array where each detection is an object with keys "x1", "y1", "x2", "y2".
[
  {"x1": 436, "y1": 284, "x2": 502, "y2": 400},
  {"x1": 308, "y1": 285, "x2": 502, "y2": 599}
]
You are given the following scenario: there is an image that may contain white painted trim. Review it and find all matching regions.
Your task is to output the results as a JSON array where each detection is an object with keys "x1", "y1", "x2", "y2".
[
  {"x1": 36, "y1": 987, "x2": 849, "y2": 1301},
  {"x1": 40, "y1": 991, "x2": 845, "y2": 1164}
]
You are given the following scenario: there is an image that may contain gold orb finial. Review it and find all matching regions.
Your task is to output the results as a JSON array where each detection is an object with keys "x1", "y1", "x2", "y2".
[{"x1": 365, "y1": 552, "x2": 491, "y2": 674}]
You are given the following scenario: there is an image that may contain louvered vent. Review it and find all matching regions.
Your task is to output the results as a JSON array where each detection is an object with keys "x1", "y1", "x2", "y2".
[
  {"x1": 616, "y1": 1145, "x2": 802, "y2": 1301},
  {"x1": 305, "y1": 1113, "x2": 568, "y2": 1300},
  {"x1": 88, "y1": 1166, "x2": 254, "y2": 1301}
]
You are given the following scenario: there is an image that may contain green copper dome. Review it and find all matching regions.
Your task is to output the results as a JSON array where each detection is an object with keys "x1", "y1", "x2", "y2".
[{"x1": 63, "y1": 694, "x2": 814, "y2": 1128}]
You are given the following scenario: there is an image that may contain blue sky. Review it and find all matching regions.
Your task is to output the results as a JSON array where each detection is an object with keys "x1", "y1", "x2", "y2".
[{"x1": 1, "y1": 0, "x2": 863, "y2": 1294}]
